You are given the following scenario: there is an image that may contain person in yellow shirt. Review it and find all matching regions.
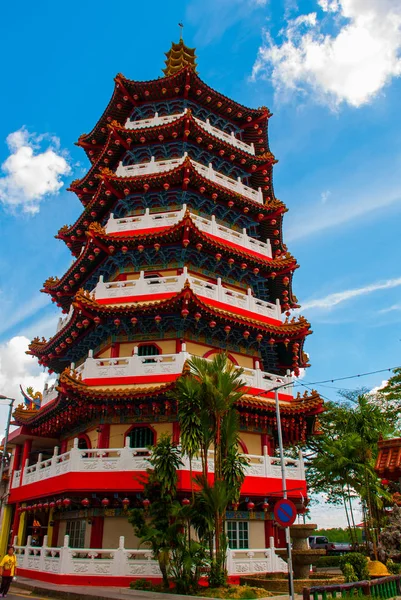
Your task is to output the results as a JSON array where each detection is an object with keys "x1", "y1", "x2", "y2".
[{"x1": 0, "y1": 546, "x2": 17, "y2": 597}]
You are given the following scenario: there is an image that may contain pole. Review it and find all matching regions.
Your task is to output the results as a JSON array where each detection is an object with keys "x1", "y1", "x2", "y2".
[
  {"x1": 275, "y1": 387, "x2": 295, "y2": 600},
  {"x1": 0, "y1": 398, "x2": 14, "y2": 508}
]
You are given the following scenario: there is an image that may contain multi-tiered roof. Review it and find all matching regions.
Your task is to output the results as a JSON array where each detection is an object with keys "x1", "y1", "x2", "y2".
[{"x1": 15, "y1": 39, "x2": 322, "y2": 441}]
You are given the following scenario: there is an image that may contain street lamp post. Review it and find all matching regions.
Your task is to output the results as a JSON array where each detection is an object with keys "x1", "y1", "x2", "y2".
[
  {"x1": 0, "y1": 395, "x2": 15, "y2": 503},
  {"x1": 259, "y1": 377, "x2": 295, "y2": 600}
]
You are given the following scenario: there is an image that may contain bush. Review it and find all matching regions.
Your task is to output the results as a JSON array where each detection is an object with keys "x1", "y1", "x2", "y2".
[
  {"x1": 386, "y1": 558, "x2": 401, "y2": 575},
  {"x1": 130, "y1": 578, "x2": 158, "y2": 591},
  {"x1": 316, "y1": 556, "x2": 342, "y2": 568},
  {"x1": 339, "y1": 553, "x2": 369, "y2": 581},
  {"x1": 342, "y1": 564, "x2": 358, "y2": 583}
]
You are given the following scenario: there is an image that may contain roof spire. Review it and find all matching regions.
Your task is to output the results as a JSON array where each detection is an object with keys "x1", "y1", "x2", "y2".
[{"x1": 163, "y1": 28, "x2": 197, "y2": 77}]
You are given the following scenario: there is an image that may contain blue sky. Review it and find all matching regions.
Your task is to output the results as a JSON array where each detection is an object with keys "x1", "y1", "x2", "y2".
[{"x1": 0, "y1": 0, "x2": 401, "y2": 526}]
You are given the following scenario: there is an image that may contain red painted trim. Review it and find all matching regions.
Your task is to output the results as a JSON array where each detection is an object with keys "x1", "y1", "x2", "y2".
[
  {"x1": 17, "y1": 569, "x2": 163, "y2": 587},
  {"x1": 98, "y1": 293, "x2": 281, "y2": 326},
  {"x1": 265, "y1": 519, "x2": 274, "y2": 547},
  {"x1": 12, "y1": 444, "x2": 22, "y2": 473},
  {"x1": 109, "y1": 225, "x2": 169, "y2": 237},
  {"x1": 203, "y1": 349, "x2": 239, "y2": 365},
  {"x1": 97, "y1": 292, "x2": 175, "y2": 304},
  {"x1": 8, "y1": 471, "x2": 305, "y2": 503},
  {"x1": 82, "y1": 373, "x2": 180, "y2": 386},
  {"x1": 11, "y1": 503, "x2": 20, "y2": 541},
  {"x1": 60, "y1": 440, "x2": 68, "y2": 454},
  {"x1": 204, "y1": 232, "x2": 273, "y2": 261},
  {"x1": 115, "y1": 273, "x2": 127, "y2": 281}
]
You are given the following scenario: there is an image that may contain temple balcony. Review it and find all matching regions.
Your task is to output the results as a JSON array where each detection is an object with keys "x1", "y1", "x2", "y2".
[
  {"x1": 10, "y1": 438, "x2": 305, "y2": 494},
  {"x1": 70, "y1": 348, "x2": 293, "y2": 397},
  {"x1": 125, "y1": 109, "x2": 256, "y2": 155},
  {"x1": 94, "y1": 267, "x2": 280, "y2": 322},
  {"x1": 106, "y1": 205, "x2": 272, "y2": 258},
  {"x1": 14, "y1": 537, "x2": 288, "y2": 581},
  {"x1": 115, "y1": 154, "x2": 263, "y2": 204}
]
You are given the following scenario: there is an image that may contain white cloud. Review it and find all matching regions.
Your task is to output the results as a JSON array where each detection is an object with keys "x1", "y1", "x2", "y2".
[
  {"x1": 301, "y1": 276, "x2": 401, "y2": 311},
  {"x1": 0, "y1": 127, "x2": 71, "y2": 215},
  {"x1": 379, "y1": 304, "x2": 401, "y2": 314},
  {"x1": 252, "y1": 0, "x2": 401, "y2": 108},
  {"x1": 0, "y1": 336, "x2": 54, "y2": 434},
  {"x1": 320, "y1": 190, "x2": 331, "y2": 204},
  {"x1": 308, "y1": 493, "x2": 362, "y2": 528}
]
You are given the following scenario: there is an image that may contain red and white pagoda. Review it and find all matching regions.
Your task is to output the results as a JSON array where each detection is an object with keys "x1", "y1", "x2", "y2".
[{"x1": 0, "y1": 39, "x2": 323, "y2": 586}]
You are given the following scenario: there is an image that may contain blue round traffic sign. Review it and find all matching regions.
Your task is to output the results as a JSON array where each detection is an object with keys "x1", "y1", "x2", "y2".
[{"x1": 274, "y1": 499, "x2": 297, "y2": 527}]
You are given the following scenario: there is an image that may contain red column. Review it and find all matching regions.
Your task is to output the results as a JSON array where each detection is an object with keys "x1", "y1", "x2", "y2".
[
  {"x1": 275, "y1": 526, "x2": 286, "y2": 548},
  {"x1": 10, "y1": 504, "x2": 20, "y2": 542},
  {"x1": 20, "y1": 439, "x2": 32, "y2": 485},
  {"x1": 264, "y1": 519, "x2": 274, "y2": 547},
  {"x1": 172, "y1": 422, "x2": 180, "y2": 444},
  {"x1": 97, "y1": 424, "x2": 110, "y2": 449},
  {"x1": 110, "y1": 343, "x2": 120, "y2": 358},
  {"x1": 60, "y1": 440, "x2": 68, "y2": 453},
  {"x1": 90, "y1": 517, "x2": 104, "y2": 548},
  {"x1": 51, "y1": 520, "x2": 60, "y2": 547}
]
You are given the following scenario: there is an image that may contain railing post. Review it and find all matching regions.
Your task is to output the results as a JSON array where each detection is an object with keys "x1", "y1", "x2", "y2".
[
  {"x1": 211, "y1": 214, "x2": 216, "y2": 235},
  {"x1": 276, "y1": 298, "x2": 281, "y2": 320},
  {"x1": 217, "y1": 277, "x2": 222, "y2": 301},
  {"x1": 36, "y1": 453, "x2": 43, "y2": 477},
  {"x1": 69, "y1": 438, "x2": 81, "y2": 471},
  {"x1": 258, "y1": 187, "x2": 263, "y2": 203},
  {"x1": 59, "y1": 535, "x2": 71, "y2": 574},
  {"x1": 266, "y1": 238, "x2": 272, "y2": 256},
  {"x1": 247, "y1": 287, "x2": 253, "y2": 311},
  {"x1": 208, "y1": 162, "x2": 214, "y2": 181},
  {"x1": 115, "y1": 535, "x2": 127, "y2": 576},
  {"x1": 298, "y1": 449, "x2": 306, "y2": 480}
]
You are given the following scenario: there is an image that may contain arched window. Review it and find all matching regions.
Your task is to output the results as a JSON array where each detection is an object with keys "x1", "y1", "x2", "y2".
[
  {"x1": 138, "y1": 344, "x2": 160, "y2": 358},
  {"x1": 128, "y1": 426, "x2": 155, "y2": 449}
]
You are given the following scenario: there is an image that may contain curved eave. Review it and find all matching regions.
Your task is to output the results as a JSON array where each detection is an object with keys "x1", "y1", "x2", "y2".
[
  {"x1": 70, "y1": 112, "x2": 277, "y2": 205},
  {"x1": 78, "y1": 68, "x2": 270, "y2": 161},
  {"x1": 29, "y1": 285, "x2": 310, "y2": 373},
  {"x1": 57, "y1": 162, "x2": 287, "y2": 257},
  {"x1": 45, "y1": 213, "x2": 298, "y2": 310},
  {"x1": 13, "y1": 371, "x2": 322, "y2": 432}
]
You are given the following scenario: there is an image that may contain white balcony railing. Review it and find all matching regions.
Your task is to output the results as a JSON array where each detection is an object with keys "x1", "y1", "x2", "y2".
[
  {"x1": 94, "y1": 267, "x2": 280, "y2": 321},
  {"x1": 69, "y1": 348, "x2": 293, "y2": 396},
  {"x1": 125, "y1": 109, "x2": 255, "y2": 155},
  {"x1": 42, "y1": 382, "x2": 58, "y2": 407},
  {"x1": 106, "y1": 205, "x2": 272, "y2": 257},
  {"x1": 14, "y1": 535, "x2": 287, "y2": 577},
  {"x1": 116, "y1": 154, "x2": 263, "y2": 204},
  {"x1": 56, "y1": 305, "x2": 74, "y2": 332},
  {"x1": 11, "y1": 438, "x2": 304, "y2": 490}
]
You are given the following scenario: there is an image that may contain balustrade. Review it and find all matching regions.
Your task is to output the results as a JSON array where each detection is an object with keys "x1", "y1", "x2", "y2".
[
  {"x1": 125, "y1": 109, "x2": 255, "y2": 155},
  {"x1": 14, "y1": 535, "x2": 287, "y2": 578},
  {"x1": 106, "y1": 206, "x2": 272, "y2": 258},
  {"x1": 11, "y1": 439, "x2": 303, "y2": 490},
  {"x1": 116, "y1": 154, "x2": 263, "y2": 204},
  {"x1": 94, "y1": 267, "x2": 279, "y2": 320}
]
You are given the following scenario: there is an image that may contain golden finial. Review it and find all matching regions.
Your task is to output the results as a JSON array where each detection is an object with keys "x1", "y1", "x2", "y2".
[{"x1": 163, "y1": 32, "x2": 198, "y2": 77}]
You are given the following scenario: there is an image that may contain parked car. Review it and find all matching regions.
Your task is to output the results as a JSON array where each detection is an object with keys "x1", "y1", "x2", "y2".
[{"x1": 308, "y1": 536, "x2": 353, "y2": 555}]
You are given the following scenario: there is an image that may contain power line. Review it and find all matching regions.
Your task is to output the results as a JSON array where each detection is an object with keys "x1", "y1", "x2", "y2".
[{"x1": 293, "y1": 365, "x2": 400, "y2": 388}]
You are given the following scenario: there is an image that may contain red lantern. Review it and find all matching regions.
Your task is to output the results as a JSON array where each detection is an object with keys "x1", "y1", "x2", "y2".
[
  {"x1": 143, "y1": 498, "x2": 150, "y2": 510},
  {"x1": 262, "y1": 502, "x2": 270, "y2": 512},
  {"x1": 155, "y1": 315, "x2": 162, "y2": 324},
  {"x1": 224, "y1": 325, "x2": 231, "y2": 334},
  {"x1": 114, "y1": 318, "x2": 121, "y2": 327},
  {"x1": 63, "y1": 498, "x2": 71, "y2": 508},
  {"x1": 195, "y1": 312, "x2": 201, "y2": 321},
  {"x1": 181, "y1": 308, "x2": 189, "y2": 318},
  {"x1": 256, "y1": 334, "x2": 263, "y2": 343},
  {"x1": 131, "y1": 317, "x2": 138, "y2": 326},
  {"x1": 228, "y1": 258, "x2": 234, "y2": 267},
  {"x1": 182, "y1": 498, "x2": 190, "y2": 506},
  {"x1": 43, "y1": 503, "x2": 49, "y2": 511},
  {"x1": 247, "y1": 501, "x2": 255, "y2": 511},
  {"x1": 49, "y1": 501, "x2": 56, "y2": 510},
  {"x1": 243, "y1": 331, "x2": 250, "y2": 339},
  {"x1": 101, "y1": 498, "x2": 110, "y2": 507},
  {"x1": 253, "y1": 268, "x2": 260, "y2": 275},
  {"x1": 81, "y1": 498, "x2": 90, "y2": 508},
  {"x1": 381, "y1": 479, "x2": 390, "y2": 486},
  {"x1": 37, "y1": 503, "x2": 43, "y2": 511},
  {"x1": 215, "y1": 253, "x2": 222, "y2": 261},
  {"x1": 56, "y1": 499, "x2": 63, "y2": 508},
  {"x1": 32, "y1": 504, "x2": 37, "y2": 511},
  {"x1": 209, "y1": 321, "x2": 216, "y2": 328},
  {"x1": 122, "y1": 498, "x2": 130, "y2": 510}
]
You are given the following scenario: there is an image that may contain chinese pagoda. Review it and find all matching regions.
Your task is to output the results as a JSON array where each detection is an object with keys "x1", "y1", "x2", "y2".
[{"x1": 0, "y1": 38, "x2": 323, "y2": 585}]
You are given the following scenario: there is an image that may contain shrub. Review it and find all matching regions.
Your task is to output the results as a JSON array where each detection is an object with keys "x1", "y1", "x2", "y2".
[
  {"x1": 130, "y1": 578, "x2": 157, "y2": 591},
  {"x1": 316, "y1": 556, "x2": 342, "y2": 568},
  {"x1": 386, "y1": 558, "x2": 401, "y2": 575},
  {"x1": 339, "y1": 553, "x2": 369, "y2": 581},
  {"x1": 342, "y1": 564, "x2": 358, "y2": 583}
]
